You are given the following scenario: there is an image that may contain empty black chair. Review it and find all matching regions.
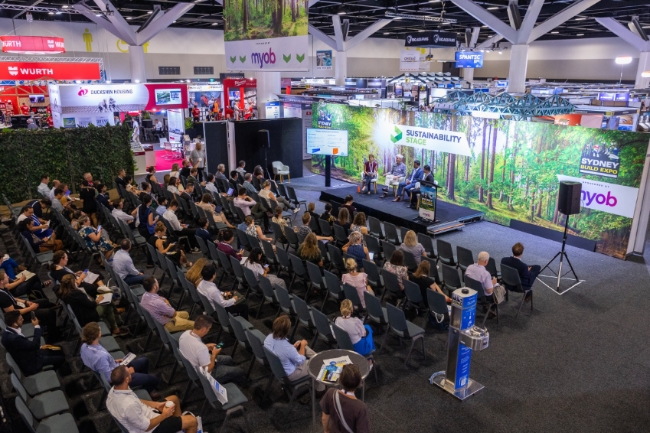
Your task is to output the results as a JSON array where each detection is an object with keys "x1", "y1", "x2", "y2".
[
  {"x1": 332, "y1": 224, "x2": 348, "y2": 247},
  {"x1": 362, "y1": 234, "x2": 381, "y2": 262},
  {"x1": 379, "y1": 303, "x2": 426, "y2": 366},
  {"x1": 288, "y1": 253, "x2": 310, "y2": 297},
  {"x1": 436, "y1": 239, "x2": 455, "y2": 266},
  {"x1": 383, "y1": 222, "x2": 400, "y2": 245},
  {"x1": 364, "y1": 291, "x2": 388, "y2": 333},
  {"x1": 486, "y1": 257, "x2": 500, "y2": 279},
  {"x1": 318, "y1": 219, "x2": 333, "y2": 237},
  {"x1": 362, "y1": 259, "x2": 384, "y2": 295},
  {"x1": 441, "y1": 264, "x2": 463, "y2": 296},
  {"x1": 417, "y1": 232, "x2": 436, "y2": 259},
  {"x1": 321, "y1": 269, "x2": 343, "y2": 312},
  {"x1": 456, "y1": 246, "x2": 474, "y2": 275},
  {"x1": 367, "y1": 216, "x2": 384, "y2": 239},
  {"x1": 327, "y1": 243, "x2": 345, "y2": 275},
  {"x1": 402, "y1": 250, "x2": 419, "y2": 273},
  {"x1": 427, "y1": 288, "x2": 449, "y2": 329},
  {"x1": 381, "y1": 241, "x2": 397, "y2": 264}
]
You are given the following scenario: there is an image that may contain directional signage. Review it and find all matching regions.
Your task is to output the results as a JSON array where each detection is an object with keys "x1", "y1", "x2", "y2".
[{"x1": 405, "y1": 32, "x2": 457, "y2": 48}]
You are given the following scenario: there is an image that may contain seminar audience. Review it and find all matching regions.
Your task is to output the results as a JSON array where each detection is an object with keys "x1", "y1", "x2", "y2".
[{"x1": 141, "y1": 276, "x2": 194, "y2": 332}]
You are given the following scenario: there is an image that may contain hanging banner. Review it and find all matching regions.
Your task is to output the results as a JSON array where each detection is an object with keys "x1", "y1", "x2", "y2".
[
  {"x1": 557, "y1": 175, "x2": 638, "y2": 218},
  {"x1": 404, "y1": 31, "x2": 457, "y2": 47},
  {"x1": 0, "y1": 61, "x2": 100, "y2": 80},
  {"x1": 0, "y1": 36, "x2": 66, "y2": 54},
  {"x1": 316, "y1": 50, "x2": 332, "y2": 70},
  {"x1": 400, "y1": 48, "x2": 429, "y2": 72},
  {"x1": 374, "y1": 123, "x2": 471, "y2": 156},
  {"x1": 224, "y1": 0, "x2": 309, "y2": 71}
]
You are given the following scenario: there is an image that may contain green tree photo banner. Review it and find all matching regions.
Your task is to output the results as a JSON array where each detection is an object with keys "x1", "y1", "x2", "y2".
[
  {"x1": 311, "y1": 102, "x2": 650, "y2": 259},
  {"x1": 0, "y1": 124, "x2": 134, "y2": 204}
]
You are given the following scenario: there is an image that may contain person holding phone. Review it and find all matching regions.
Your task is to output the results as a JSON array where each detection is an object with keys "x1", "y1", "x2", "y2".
[
  {"x1": 80, "y1": 322, "x2": 159, "y2": 395},
  {"x1": 148, "y1": 222, "x2": 191, "y2": 268},
  {"x1": 197, "y1": 265, "x2": 248, "y2": 319},
  {"x1": 216, "y1": 230, "x2": 244, "y2": 261},
  {"x1": 78, "y1": 215, "x2": 116, "y2": 262},
  {"x1": 243, "y1": 247, "x2": 287, "y2": 290},
  {"x1": 50, "y1": 251, "x2": 105, "y2": 297}
]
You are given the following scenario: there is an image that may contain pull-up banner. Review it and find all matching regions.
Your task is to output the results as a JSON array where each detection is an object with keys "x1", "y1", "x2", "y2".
[{"x1": 375, "y1": 123, "x2": 471, "y2": 156}]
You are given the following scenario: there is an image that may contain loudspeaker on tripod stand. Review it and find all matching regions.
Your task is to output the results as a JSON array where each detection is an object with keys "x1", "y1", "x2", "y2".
[{"x1": 558, "y1": 181, "x2": 582, "y2": 215}]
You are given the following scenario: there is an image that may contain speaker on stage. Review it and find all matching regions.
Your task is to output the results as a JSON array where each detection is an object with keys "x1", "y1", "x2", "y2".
[
  {"x1": 258, "y1": 129, "x2": 270, "y2": 148},
  {"x1": 558, "y1": 181, "x2": 582, "y2": 216}
]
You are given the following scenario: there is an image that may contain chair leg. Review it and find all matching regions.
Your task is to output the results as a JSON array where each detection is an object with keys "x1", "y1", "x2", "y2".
[
  {"x1": 220, "y1": 409, "x2": 232, "y2": 433},
  {"x1": 405, "y1": 339, "x2": 416, "y2": 366},
  {"x1": 167, "y1": 362, "x2": 178, "y2": 384},
  {"x1": 155, "y1": 345, "x2": 166, "y2": 368},
  {"x1": 420, "y1": 336, "x2": 426, "y2": 360},
  {"x1": 516, "y1": 294, "x2": 526, "y2": 319},
  {"x1": 142, "y1": 330, "x2": 153, "y2": 352},
  {"x1": 311, "y1": 333, "x2": 319, "y2": 348},
  {"x1": 246, "y1": 357, "x2": 256, "y2": 379},
  {"x1": 231, "y1": 342, "x2": 238, "y2": 357},
  {"x1": 262, "y1": 375, "x2": 275, "y2": 401},
  {"x1": 378, "y1": 331, "x2": 389, "y2": 355},
  {"x1": 255, "y1": 298, "x2": 266, "y2": 319},
  {"x1": 181, "y1": 380, "x2": 193, "y2": 405}
]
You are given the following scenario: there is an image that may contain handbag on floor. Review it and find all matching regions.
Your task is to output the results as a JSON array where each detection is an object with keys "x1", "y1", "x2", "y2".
[{"x1": 493, "y1": 284, "x2": 506, "y2": 304}]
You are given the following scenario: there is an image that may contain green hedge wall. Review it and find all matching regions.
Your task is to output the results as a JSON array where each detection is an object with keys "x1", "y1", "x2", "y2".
[{"x1": 0, "y1": 124, "x2": 135, "y2": 203}]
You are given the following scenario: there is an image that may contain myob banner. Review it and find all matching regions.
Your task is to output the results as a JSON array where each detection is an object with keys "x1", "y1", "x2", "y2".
[
  {"x1": 557, "y1": 175, "x2": 639, "y2": 218},
  {"x1": 225, "y1": 36, "x2": 309, "y2": 71},
  {"x1": 374, "y1": 123, "x2": 471, "y2": 156}
]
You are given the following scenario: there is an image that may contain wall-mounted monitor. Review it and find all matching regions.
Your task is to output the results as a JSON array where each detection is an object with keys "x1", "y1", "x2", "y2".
[
  {"x1": 307, "y1": 128, "x2": 348, "y2": 156},
  {"x1": 154, "y1": 88, "x2": 182, "y2": 105},
  {"x1": 454, "y1": 52, "x2": 484, "y2": 68}
]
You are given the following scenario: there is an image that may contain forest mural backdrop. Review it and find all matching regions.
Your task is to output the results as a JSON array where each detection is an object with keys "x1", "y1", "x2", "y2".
[{"x1": 311, "y1": 102, "x2": 650, "y2": 259}]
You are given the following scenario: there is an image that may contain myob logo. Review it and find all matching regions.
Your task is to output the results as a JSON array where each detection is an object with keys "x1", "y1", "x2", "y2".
[
  {"x1": 390, "y1": 126, "x2": 403, "y2": 143},
  {"x1": 7, "y1": 66, "x2": 17, "y2": 76}
]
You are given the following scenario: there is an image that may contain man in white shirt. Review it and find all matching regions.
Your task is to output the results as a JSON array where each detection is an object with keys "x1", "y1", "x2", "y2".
[
  {"x1": 111, "y1": 199, "x2": 136, "y2": 227},
  {"x1": 106, "y1": 365, "x2": 197, "y2": 433},
  {"x1": 112, "y1": 240, "x2": 145, "y2": 285},
  {"x1": 204, "y1": 174, "x2": 219, "y2": 195},
  {"x1": 37, "y1": 175, "x2": 51, "y2": 198},
  {"x1": 178, "y1": 315, "x2": 247, "y2": 385},
  {"x1": 197, "y1": 265, "x2": 249, "y2": 319},
  {"x1": 233, "y1": 188, "x2": 269, "y2": 231},
  {"x1": 48, "y1": 180, "x2": 60, "y2": 200},
  {"x1": 162, "y1": 200, "x2": 199, "y2": 251}
]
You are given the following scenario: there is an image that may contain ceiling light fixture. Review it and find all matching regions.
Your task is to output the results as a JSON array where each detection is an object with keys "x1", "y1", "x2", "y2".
[
  {"x1": 551, "y1": 31, "x2": 559, "y2": 34},
  {"x1": 615, "y1": 56, "x2": 633, "y2": 65},
  {"x1": 62, "y1": 5, "x2": 69, "y2": 8},
  {"x1": 575, "y1": 17, "x2": 585, "y2": 21},
  {"x1": 126, "y1": 16, "x2": 133, "y2": 20},
  {"x1": 211, "y1": 22, "x2": 218, "y2": 26},
  {"x1": 336, "y1": 6, "x2": 346, "y2": 15},
  {"x1": 147, "y1": 11, "x2": 153, "y2": 14},
  {"x1": 641, "y1": 71, "x2": 650, "y2": 78},
  {"x1": 576, "y1": 33, "x2": 584, "y2": 36},
  {"x1": 487, "y1": 6, "x2": 499, "y2": 10},
  {"x1": 418, "y1": 29, "x2": 425, "y2": 32},
  {"x1": 48, "y1": 11, "x2": 54, "y2": 15},
  {"x1": 383, "y1": 32, "x2": 391, "y2": 35}
]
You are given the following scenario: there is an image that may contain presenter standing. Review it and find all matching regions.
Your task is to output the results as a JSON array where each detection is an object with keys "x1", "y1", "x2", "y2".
[
  {"x1": 380, "y1": 154, "x2": 406, "y2": 199},
  {"x1": 361, "y1": 154, "x2": 378, "y2": 194}
]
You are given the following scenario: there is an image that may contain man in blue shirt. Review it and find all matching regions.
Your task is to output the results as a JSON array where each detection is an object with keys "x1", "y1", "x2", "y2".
[
  {"x1": 395, "y1": 160, "x2": 423, "y2": 202},
  {"x1": 264, "y1": 315, "x2": 325, "y2": 392},
  {"x1": 380, "y1": 154, "x2": 407, "y2": 199},
  {"x1": 80, "y1": 322, "x2": 160, "y2": 396},
  {"x1": 112, "y1": 239, "x2": 145, "y2": 285}
]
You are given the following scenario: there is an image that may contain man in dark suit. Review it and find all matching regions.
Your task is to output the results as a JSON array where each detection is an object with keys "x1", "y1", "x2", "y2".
[
  {"x1": 1, "y1": 311, "x2": 65, "y2": 376},
  {"x1": 395, "y1": 160, "x2": 423, "y2": 202},
  {"x1": 195, "y1": 218, "x2": 214, "y2": 243},
  {"x1": 229, "y1": 171, "x2": 240, "y2": 193},
  {"x1": 500, "y1": 242, "x2": 540, "y2": 301},
  {"x1": 409, "y1": 165, "x2": 434, "y2": 209},
  {"x1": 114, "y1": 169, "x2": 127, "y2": 190}
]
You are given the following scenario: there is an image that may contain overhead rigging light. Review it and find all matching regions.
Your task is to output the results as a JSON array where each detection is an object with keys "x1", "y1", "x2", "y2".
[{"x1": 615, "y1": 56, "x2": 633, "y2": 65}]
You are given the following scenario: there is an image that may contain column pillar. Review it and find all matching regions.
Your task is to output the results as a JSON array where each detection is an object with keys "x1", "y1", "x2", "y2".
[
  {"x1": 129, "y1": 46, "x2": 147, "y2": 83},
  {"x1": 635, "y1": 51, "x2": 650, "y2": 89},
  {"x1": 335, "y1": 51, "x2": 347, "y2": 87},
  {"x1": 463, "y1": 68, "x2": 475, "y2": 85},
  {"x1": 507, "y1": 44, "x2": 529, "y2": 93},
  {"x1": 255, "y1": 71, "x2": 281, "y2": 120}
]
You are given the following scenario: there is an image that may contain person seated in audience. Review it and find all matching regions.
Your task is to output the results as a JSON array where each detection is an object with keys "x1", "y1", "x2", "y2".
[
  {"x1": 124, "y1": 176, "x2": 141, "y2": 195},
  {"x1": 48, "y1": 180, "x2": 61, "y2": 201},
  {"x1": 188, "y1": 168, "x2": 200, "y2": 185},
  {"x1": 112, "y1": 199, "x2": 136, "y2": 227},
  {"x1": 252, "y1": 166, "x2": 265, "y2": 190},
  {"x1": 163, "y1": 174, "x2": 171, "y2": 187},
  {"x1": 198, "y1": 193, "x2": 234, "y2": 229},
  {"x1": 25, "y1": 198, "x2": 53, "y2": 223},
  {"x1": 51, "y1": 188, "x2": 66, "y2": 213},
  {"x1": 141, "y1": 276, "x2": 194, "y2": 332},
  {"x1": 342, "y1": 195, "x2": 356, "y2": 214},
  {"x1": 58, "y1": 274, "x2": 128, "y2": 336},
  {"x1": 20, "y1": 218, "x2": 63, "y2": 252},
  {"x1": 466, "y1": 252, "x2": 499, "y2": 313},
  {"x1": 215, "y1": 164, "x2": 228, "y2": 181},
  {"x1": 195, "y1": 218, "x2": 213, "y2": 244},
  {"x1": 335, "y1": 300, "x2": 375, "y2": 356},
  {"x1": 81, "y1": 322, "x2": 159, "y2": 395},
  {"x1": 114, "y1": 240, "x2": 146, "y2": 286},
  {"x1": 78, "y1": 215, "x2": 116, "y2": 261},
  {"x1": 138, "y1": 195, "x2": 158, "y2": 243},
  {"x1": 320, "y1": 364, "x2": 370, "y2": 432},
  {"x1": 179, "y1": 315, "x2": 247, "y2": 386},
  {"x1": 95, "y1": 182, "x2": 112, "y2": 211},
  {"x1": 236, "y1": 160, "x2": 246, "y2": 177},
  {"x1": 337, "y1": 208, "x2": 351, "y2": 232},
  {"x1": 234, "y1": 188, "x2": 269, "y2": 230},
  {"x1": 297, "y1": 233, "x2": 323, "y2": 266},
  {"x1": 50, "y1": 251, "x2": 104, "y2": 297},
  {"x1": 197, "y1": 265, "x2": 249, "y2": 319},
  {"x1": 395, "y1": 160, "x2": 422, "y2": 202},
  {"x1": 167, "y1": 176, "x2": 181, "y2": 195},
  {"x1": 243, "y1": 247, "x2": 287, "y2": 289},
  {"x1": 264, "y1": 315, "x2": 325, "y2": 392},
  {"x1": 361, "y1": 154, "x2": 378, "y2": 195},
  {"x1": 179, "y1": 182, "x2": 197, "y2": 206},
  {"x1": 204, "y1": 173, "x2": 219, "y2": 195},
  {"x1": 1, "y1": 311, "x2": 65, "y2": 376},
  {"x1": 155, "y1": 197, "x2": 168, "y2": 217},
  {"x1": 80, "y1": 174, "x2": 99, "y2": 226},
  {"x1": 0, "y1": 255, "x2": 27, "y2": 281},
  {"x1": 0, "y1": 269, "x2": 44, "y2": 301},
  {"x1": 70, "y1": 209, "x2": 84, "y2": 230},
  {"x1": 18, "y1": 205, "x2": 53, "y2": 239},
  {"x1": 245, "y1": 215, "x2": 274, "y2": 245},
  {"x1": 271, "y1": 207, "x2": 289, "y2": 244},
  {"x1": 115, "y1": 168, "x2": 127, "y2": 189},
  {"x1": 217, "y1": 229, "x2": 243, "y2": 261},
  {"x1": 343, "y1": 232, "x2": 369, "y2": 268},
  {"x1": 501, "y1": 242, "x2": 539, "y2": 301},
  {"x1": 350, "y1": 212, "x2": 369, "y2": 235},
  {"x1": 169, "y1": 163, "x2": 181, "y2": 180},
  {"x1": 306, "y1": 203, "x2": 320, "y2": 226},
  {"x1": 260, "y1": 180, "x2": 298, "y2": 213},
  {"x1": 410, "y1": 260, "x2": 450, "y2": 305},
  {"x1": 139, "y1": 182, "x2": 158, "y2": 206},
  {"x1": 341, "y1": 258, "x2": 373, "y2": 308},
  {"x1": 163, "y1": 200, "x2": 199, "y2": 252},
  {"x1": 107, "y1": 365, "x2": 198, "y2": 433},
  {"x1": 229, "y1": 170, "x2": 240, "y2": 193},
  {"x1": 149, "y1": 222, "x2": 191, "y2": 268},
  {"x1": 0, "y1": 275, "x2": 58, "y2": 340},
  {"x1": 297, "y1": 212, "x2": 333, "y2": 242},
  {"x1": 383, "y1": 250, "x2": 408, "y2": 291},
  {"x1": 146, "y1": 166, "x2": 158, "y2": 185},
  {"x1": 179, "y1": 159, "x2": 191, "y2": 179},
  {"x1": 242, "y1": 173, "x2": 258, "y2": 195},
  {"x1": 320, "y1": 202, "x2": 335, "y2": 225},
  {"x1": 184, "y1": 258, "x2": 209, "y2": 288},
  {"x1": 58, "y1": 183, "x2": 76, "y2": 208},
  {"x1": 399, "y1": 230, "x2": 427, "y2": 265},
  {"x1": 37, "y1": 174, "x2": 52, "y2": 198}
]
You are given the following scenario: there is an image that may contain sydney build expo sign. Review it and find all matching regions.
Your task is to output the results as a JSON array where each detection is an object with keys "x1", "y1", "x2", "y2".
[{"x1": 580, "y1": 143, "x2": 620, "y2": 178}]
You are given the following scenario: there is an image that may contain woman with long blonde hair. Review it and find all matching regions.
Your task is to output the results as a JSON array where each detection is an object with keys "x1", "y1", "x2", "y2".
[
  {"x1": 399, "y1": 230, "x2": 427, "y2": 265},
  {"x1": 297, "y1": 232, "x2": 322, "y2": 266},
  {"x1": 411, "y1": 259, "x2": 450, "y2": 304},
  {"x1": 334, "y1": 299, "x2": 375, "y2": 356},
  {"x1": 185, "y1": 257, "x2": 209, "y2": 287}
]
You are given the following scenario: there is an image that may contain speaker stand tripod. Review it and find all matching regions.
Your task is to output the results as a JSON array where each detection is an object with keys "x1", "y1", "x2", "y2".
[{"x1": 537, "y1": 215, "x2": 584, "y2": 295}]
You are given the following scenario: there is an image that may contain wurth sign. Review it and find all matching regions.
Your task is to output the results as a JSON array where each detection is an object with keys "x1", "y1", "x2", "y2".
[
  {"x1": 0, "y1": 36, "x2": 66, "y2": 54},
  {"x1": 0, "y1": 62, "x2": 101, "y2": 80}
]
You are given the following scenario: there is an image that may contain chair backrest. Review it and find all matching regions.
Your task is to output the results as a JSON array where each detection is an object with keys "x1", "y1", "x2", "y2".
[
  {"x1": 364, "y1": 291, "x2": 385, "y2": 324},
  {"x1": 427, "y1": 288, "x2": 448, "y2": 316},
  {"x1": 274, "y1": 284, "x2": 293, "y2": 313},
  {"x1": 277, "y1": 183, "x2": 289, "y2": 199},
  {"x1": 362, "y1": 259, "x2": 381, "y2": 287},
  {"x1": 383, "y1": 222, "x2": 399, "y2": 244},
  {"x1": 247, "y1": 233, "x2": 261, "y2": 251},
  {"x1": 318, "y1": 219, "x2": 332, "y2": 237},
  {"x1": 216, "y1": 249, "x2": 232, "y2": 273},
  {"x1": 381, "y1": 241, "x2": 397, "y2": 263},
  {"x1": 464, "y1": 275, "x2": 487, "y2": 299},
  {"x1": 310, "y1": 308, "x2": 334, "y2": 340},
  {"x1": 367, "y1": 216, "x2": 383, "y2": 238},
  {"x1": 363, "y1": 234, "x2": 381, "y2": 256},
  {"x1": 323, "y1": 269, "x2": 342, "y2": 296},
  {"x1": 403, "y1": 279, "x2": 423, "y2": 304},
  {"x1": 286, "y1": 186, "x2": 299, "y2": 202},
  {"x1": 437, "y1": 239, "x2": 455, "y2": 265},
  {"x1": 236, "y1": 229, "x2": 250, "y2": 249},
  {"x1": 229, "y1": 256, "x2": 245, "y2": 284},
  {"x1": 10, "y1": 372, "x2": 28, "y2": 403},
  {"x1": 285, "y1": 227, "x2": 299, "y2": 248},
  {"x1": 195, "y1": 364, "x2": 221, "y2": 409},
  {"x1": 342, "y1": 283, "x2": 363, "y2": 310},
  {"x1": 386, "y1": 303, "x2": 409, "y2": 336},
  {"x1": 275, "y1": 247, "x2": 291, "y2": 270},
  {"x1": 402, "y1": 250, "x2": 418, "y2": 272},
  {"x1": 5, "y1": 353, "x2": 23, "y2": 379},
  {"x1": 246, "y1": 329, "x2": 267, "y2": 363},
  {"x1": 500, "y1": 263, "x2": 523, "y2": 291},
  {"x1": 228, "y1": 313, "x2": 252, "y2": 347},
  {"x1": 327, "y1": 243, "x2": 344, "y2": 269},
  {"x1": 381, "y1": 268, "x2": 401, "y2": 295},
  {"x1": 242, "y1": 264, "x2": 260, "y2": 290},
  {"x1": 288, "y1": 253, "x2": 306, "y2": 277},
  {"x1": 306, "y1": 261, "x2": 324, "y2": 288},
  {"x1": 332, "y1": 323, "x2": 355, "y2": 351},
  {"x1": 261, "y1": 240, "x2": 277, "y2": 263},
  {"x1": 333, "y1": 224, "x2": 348, "y2": 243},
  {"x1": 308, "y1": 215, "x2": 320, "y2": 234},
  {"x1": 14, "y1": 397, "x2": 36, "y2": 433},
  {"x1": 421, "y1": 255, "x2": 441, "y2": 284},
  {"x1": 214, "y1": 303, "x2": 232, "y2": 332},
  {"x1": 258, "y1": 275, "x2": 276, "y2": 301},
  {"x1": 263, "y1": 346, "x2": 290, "y2": 382},
  {"x1": 296, "y1": 231, "x2": 307, "y2": 245},
  {"x1": 457, "y1": 246, "x2": 474, "y2": 271},
  {"x1": 442, "y1": 264, "x2": 462, "y2": 289},
  {"x1": 146, "y1": 243, "x2": 160, "y2": 266},
  {"x1": 291, "y1": 295, "x2": 312, "y2": 324},
  {"x1": 417, "y1": 233, "x2": 435, "y2": 257},
  {"x1": 179, "y1": 271, "x2": 201, "y2": 304},
  {"x1": 197, "y1": 291, "x2": 215, "y2": 315},
  {"x1": 486, "y1": 257, "x2": 499, "y2": 278}
]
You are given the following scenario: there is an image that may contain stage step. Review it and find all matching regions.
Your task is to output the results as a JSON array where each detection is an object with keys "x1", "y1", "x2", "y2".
[{"x1": 427, "y1": 221, "x2": 465, "y2": 236}]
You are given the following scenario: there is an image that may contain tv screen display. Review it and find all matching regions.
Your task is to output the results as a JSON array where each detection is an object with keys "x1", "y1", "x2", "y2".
[
  {"x1": 154, "y1": 88, "x2": 182, "y2": 105},
  {"x1": 307, "y1": 128, "x2": 348, "y2": 156},
  {"x1": 454, "y1": 52, "x2": 484, "y2": 68},
  {"x1": 29, "y1": 95, "x2": 45, "y2": 104}
]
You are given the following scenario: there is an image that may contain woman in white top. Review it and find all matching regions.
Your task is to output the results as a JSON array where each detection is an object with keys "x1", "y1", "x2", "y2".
[
  {"x1": 169, "y1": 163, "x2": 181, "y2": 180},
  {"x1": 167, "y1": 176, "x2": 181, "y2": 195},
  {"x1": 334, "y1": 300, "x2": 375, "y2": 356},
  {"x1": 242, "y1": 247, "x2": 286, "y2": 289}
]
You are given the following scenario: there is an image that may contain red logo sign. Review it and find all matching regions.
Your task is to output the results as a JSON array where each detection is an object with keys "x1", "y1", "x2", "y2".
[
  {"x1": 0, "y1": 36, "x2": 65, "y2": 54},
  {"x1": 0, "y1": 62, "x2": 101, "y2": 80},
  {"x1": 78, "y1": 88, "x2": 89, "y2": 96}
]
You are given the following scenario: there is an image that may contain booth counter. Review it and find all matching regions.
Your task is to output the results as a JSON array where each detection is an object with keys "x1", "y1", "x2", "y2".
[{"x1": 133, "y1": 144, "x2": 156, "y2": 175}]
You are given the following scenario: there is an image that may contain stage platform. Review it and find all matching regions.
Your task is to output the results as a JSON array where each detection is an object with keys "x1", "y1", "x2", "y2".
[{"x1": 320, "y1": 186, "x2": 484, "y2": 236}]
